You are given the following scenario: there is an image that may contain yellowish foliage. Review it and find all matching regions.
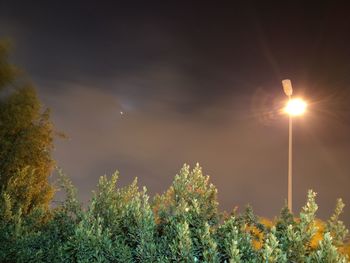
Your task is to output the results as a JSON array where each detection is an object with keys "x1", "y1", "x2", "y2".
[
  {"x1": 247, "y1": 217, "x2": 274, "y2": 250},
  {"x1": 310, "y1": 219, "x2": 326, "y2": 249},
  {"x1": 0, "y1": 40, "x2": 55, "y2": 214},
  {"x1": 339, "y1": 242, "x2": 350, "y2": 258},
  {"x1": 260, "y1": 217, "x2": 274, "y2": 229},
  {"x1": 247, "y1": 217, "x2": 346, "y2": 253},
  {"x1": 245, "y1": 224, "x2": 264, "y2": 250}
]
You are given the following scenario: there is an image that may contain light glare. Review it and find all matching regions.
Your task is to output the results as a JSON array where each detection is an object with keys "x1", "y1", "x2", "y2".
[{"x1": 285, "y1": 98, "x2": 307, "y2": 116}]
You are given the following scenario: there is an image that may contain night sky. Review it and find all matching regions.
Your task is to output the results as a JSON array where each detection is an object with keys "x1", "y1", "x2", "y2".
[{"x1": 1, "y1": 1, "x2": 350, "y2": 223}]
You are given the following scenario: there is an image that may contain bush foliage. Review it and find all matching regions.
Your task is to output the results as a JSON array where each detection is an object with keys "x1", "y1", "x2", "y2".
[
  {"x1": 0, "y1": 40, "x2": 55, "y2": 214},
  {"x1": 0, "y1": 164, "x2": 349, "y2": 262}
]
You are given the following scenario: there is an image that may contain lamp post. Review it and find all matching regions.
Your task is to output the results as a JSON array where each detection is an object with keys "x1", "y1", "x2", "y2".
[{"x1": 282, "y1": 79, "x2": 306, "y2": 213}]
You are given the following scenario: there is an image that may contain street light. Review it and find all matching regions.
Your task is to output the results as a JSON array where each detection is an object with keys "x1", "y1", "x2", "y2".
[
  {"x1": 285, "y1": 98, "x2": 307, "y2": 116},
  {"x1": 282, "y1": 79, "x2": 307, "y2": 213}
]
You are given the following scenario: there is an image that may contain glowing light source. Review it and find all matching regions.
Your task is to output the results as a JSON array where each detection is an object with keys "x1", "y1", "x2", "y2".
[{"x1": 285, "y1": 98, "x2": 307, "y2": 116}]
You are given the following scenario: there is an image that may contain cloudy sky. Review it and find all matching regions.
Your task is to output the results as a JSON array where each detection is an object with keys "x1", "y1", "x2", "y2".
[{"x1": 1, "y1": 1, "x2": 350, "y2": 222}]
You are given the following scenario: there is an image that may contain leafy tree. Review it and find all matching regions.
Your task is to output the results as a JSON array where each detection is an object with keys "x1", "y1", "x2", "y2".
[
  {"x1": 0, "y1": 191, "x2": 17, "y2": 261},
  {"x1": 200, "y1": 222, "x2": 220, "y2": 262},
  {"x1": 154, "y1": 163, "x2": 219, "y2": 226},
  {"x1": 67, "y1": 172, "x2": 157, "y2": 262},
  {"x1": 326, "y1": 198, "x2": 349, "y2": 246},
  {"x1": 261, "y1": 227, "x2": 287, "y2": 263},
  {"x1": 275, "y1": 205, "x2": 295, "y2": 252},
  {"x1": 169, "y1": 220, "x2": 194, "y2": 262},
  {"x1": 1, "y1": 162, "x2": 349, "y2": 262},
  {"x1": 241, "y1": 205, "x2": 266, "y2": 250},
  {"x1": 309, "y1": 232, "x2": 348, "y2": 262},
  {"x1": 63, "y1": 213, "x2": 132, "y2": 263},
  {"x1": 273, "y1": 190, "x2": 319, "y2": 262},
  {"x1": 0, "y1": 40, "x2": 55, "y2": 214},
  {"x1": 0, "y1": 169, "x2": 80, "y2": 262},
  {"x1": 154, "y1": 164, "x2": 219, "y2": 261},
  {"x1": 216, "y1": 215, "x2": 258, "y2": 262}
]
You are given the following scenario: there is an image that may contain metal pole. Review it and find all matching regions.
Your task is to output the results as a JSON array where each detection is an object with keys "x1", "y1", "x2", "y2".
[{"x1": 288, "y1": 97, "x2": 293, "y2": 212}]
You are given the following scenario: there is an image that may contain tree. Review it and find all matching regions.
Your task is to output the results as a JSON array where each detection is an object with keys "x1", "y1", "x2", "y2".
[
  {"x1": 153, "y1": 164, "x2": 219, "y2": 261},
  {"x1": 216, "y1": 215, "x2": 258, "y2": 262},
  {"x1": 154, "y1": 163, "x2": 219, "y2": 226},
  {"x1": 326, "y1": 198, "x2": 349, "y2": 247},
  {"x1": 199, "y1": 222, "x2": 220, "y2": 263},
  {"x1": 1, "y1": 160, "x2": 349, "y2": 261},
  {"x1": 169, "y1": 220, "x2": 194, "y2": 262},
  {"x1": 310, "y1": 232, "x2": 348, "y2": 263},
  {"x1": 0, "y1": 40, "x2": 55, "y2": 214},
  {"x1": 261, "y1": 227, "x2": 287, "y2": 263},
  {"x1": 71, "y1": 172, "x2": 157, "y2": 262},
  {"x1": 0, "y1": 169, "x2": 80, "y2": 263}
]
